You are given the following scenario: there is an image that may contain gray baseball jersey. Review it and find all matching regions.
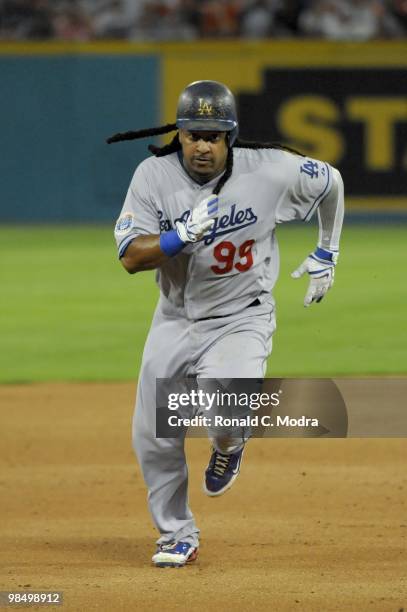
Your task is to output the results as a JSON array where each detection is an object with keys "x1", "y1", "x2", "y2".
[{"x1": 114, "y1": 147, "x2": 332, "y2": 320}]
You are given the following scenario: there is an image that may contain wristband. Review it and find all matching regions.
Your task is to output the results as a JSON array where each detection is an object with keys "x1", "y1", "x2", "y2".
[
  {"x1": 159, "y1": 230, "x2": 186, "y2": 257},
  {"x1": 314, "y1": 247, "x2": 339, "y2": 264}
]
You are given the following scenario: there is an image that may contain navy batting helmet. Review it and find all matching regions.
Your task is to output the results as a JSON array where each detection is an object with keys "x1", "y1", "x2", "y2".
[{"x1": 176, "y1": 80, "x2": 239, "y2": 145}]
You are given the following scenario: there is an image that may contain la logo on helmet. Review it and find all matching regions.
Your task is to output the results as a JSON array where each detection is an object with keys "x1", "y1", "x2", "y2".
[{"x1": 198, "y1": 99, "x2": 213, "y2": 116}]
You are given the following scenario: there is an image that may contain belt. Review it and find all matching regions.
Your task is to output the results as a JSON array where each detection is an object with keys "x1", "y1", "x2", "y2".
[{"x1": 196, "y1": 298, "x2": 261, "y2": 322}]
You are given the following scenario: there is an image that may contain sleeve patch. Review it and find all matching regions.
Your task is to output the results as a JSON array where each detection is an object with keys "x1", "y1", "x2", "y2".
[{"x1": 115, "y1": 213, "x2": 136, "y2": 235}]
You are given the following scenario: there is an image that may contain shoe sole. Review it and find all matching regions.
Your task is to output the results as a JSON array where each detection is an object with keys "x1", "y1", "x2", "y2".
[{"x1": 153, "y1": 549, "x2": 198, "y2": 568}]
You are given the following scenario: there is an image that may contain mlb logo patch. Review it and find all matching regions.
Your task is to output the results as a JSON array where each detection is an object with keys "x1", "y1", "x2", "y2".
[{"x1": 115, "y1": 213, "x2": 135, "y2": 235}]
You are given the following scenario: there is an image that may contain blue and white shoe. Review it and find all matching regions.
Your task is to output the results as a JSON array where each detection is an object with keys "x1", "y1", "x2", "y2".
[
  {"x1": 203, "y1": 446, "x2": 245, "y2": 497},
  {"x1": 152, "y1": 541, "x2": 198, "y2": 568}
]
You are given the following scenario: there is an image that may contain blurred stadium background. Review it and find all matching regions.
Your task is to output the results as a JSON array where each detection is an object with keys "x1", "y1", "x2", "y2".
[{"x1": 1, "y1": 0, "x2": 406, "y2": 382}]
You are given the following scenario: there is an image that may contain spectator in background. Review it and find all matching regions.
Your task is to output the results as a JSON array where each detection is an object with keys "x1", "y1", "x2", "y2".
[
  {"x1": 52, "y1": 1, "x2": 92, "y2": 41},
  {"x1": 132, "y1": 0, "x2": 197, "y2": 40},
  {"x1": 299, "y1": 0, "x2": 363, "y2": 40},
  {"x1": 177, "y1": 0, "x2": 201, "y2": 34},
  {"x1": 25, "y1": 0, "x2": 53, "y2": 38},
  {"x1": 388, "y1": 0, "x2": 407, "y2": 32},
  {"x1": 91, "y1": 0, "x2": 131, "y2": 39},
  {"x1": 199, "y1": 0, "x2": 241, "y2": 37},
  {"x1": 0, "y1": 0, "x2": 405, "y2": 40},
  {"x1": 299, "y1": 0, "x2": 402, "y2": 40},
  {"x1": 82, "y1": 0, "x2": 145, "y2": 39},
  {"x1": 0, "y1": 0, "x2": 31, "y2": 39},
  {"x1": 240, "y1": 0, "x2": 277, "y2": 38},
  {"x1": 0, "y1": 0, "x2": 54, "y2": 39},
  {"x1": 273, "y1": 0, "x2": 307, "y2": 36}
]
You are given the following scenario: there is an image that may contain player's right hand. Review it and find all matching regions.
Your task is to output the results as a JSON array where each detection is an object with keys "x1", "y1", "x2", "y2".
[{"x1": 176, "y1": 195, "x2": 218, "y2": 243}]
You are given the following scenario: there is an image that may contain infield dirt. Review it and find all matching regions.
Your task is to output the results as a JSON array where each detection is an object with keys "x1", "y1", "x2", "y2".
[{"x1": 0, "y1": 383, "x2": 406, "y2": 611}]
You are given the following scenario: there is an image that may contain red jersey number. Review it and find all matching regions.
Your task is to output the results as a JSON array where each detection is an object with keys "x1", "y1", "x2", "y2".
[{"x1": 211, "y1": 239, "x2": 255, "y2": 275}]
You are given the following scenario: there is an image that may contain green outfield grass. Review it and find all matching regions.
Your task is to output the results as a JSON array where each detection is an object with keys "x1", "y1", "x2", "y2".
[{"x1": 0, "y1": 224, "x2": 405, "y2": 383}]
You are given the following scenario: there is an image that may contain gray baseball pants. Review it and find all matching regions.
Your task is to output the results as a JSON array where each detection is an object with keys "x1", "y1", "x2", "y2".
[{"x1": 132, "y1": 295, "x2": 276, "y2": 547}]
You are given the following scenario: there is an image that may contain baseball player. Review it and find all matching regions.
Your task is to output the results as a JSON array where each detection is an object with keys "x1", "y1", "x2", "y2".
[{"x1": 109, "y1": 80, "x2": 344, "y2": 568}]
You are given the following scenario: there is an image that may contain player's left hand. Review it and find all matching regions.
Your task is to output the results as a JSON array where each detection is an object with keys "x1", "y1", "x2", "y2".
[{"x1": 291, "y1": 247, "x2": 338, "y2": 307}]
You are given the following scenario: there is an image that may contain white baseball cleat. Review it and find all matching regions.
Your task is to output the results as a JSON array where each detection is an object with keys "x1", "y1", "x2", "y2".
[{"x1": 152, "y1": 541, "x2": 199, "y2": 568}]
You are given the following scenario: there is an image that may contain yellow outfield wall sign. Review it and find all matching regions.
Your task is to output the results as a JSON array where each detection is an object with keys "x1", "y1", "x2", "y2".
[
  {"x1": 1, "y1": 41, "x2": 405, "y2": 212},
  {"x1": 162, "y1": 41, "x2": 407, "y2": 200}
]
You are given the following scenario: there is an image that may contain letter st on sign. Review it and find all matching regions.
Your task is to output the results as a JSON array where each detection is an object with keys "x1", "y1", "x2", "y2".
[{"x1": 237, "y1": 68, "x2": 407, "y2": 197}]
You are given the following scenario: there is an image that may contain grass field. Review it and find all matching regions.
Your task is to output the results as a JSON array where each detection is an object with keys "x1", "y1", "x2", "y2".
[{"x1": 0, "y1": 223, "x2": 406, "y2": 383}]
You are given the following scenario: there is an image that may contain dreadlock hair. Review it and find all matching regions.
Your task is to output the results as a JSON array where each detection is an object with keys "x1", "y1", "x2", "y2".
[
  {"x1": 106, "y1": 126, "x2": 304, "y2": 196},
  {"x1": 106, "y1": 123, "x2": 177, "y2": 144},
  {"x1": 233, "y1": 138, "x2": 304, "y2": 157}
]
